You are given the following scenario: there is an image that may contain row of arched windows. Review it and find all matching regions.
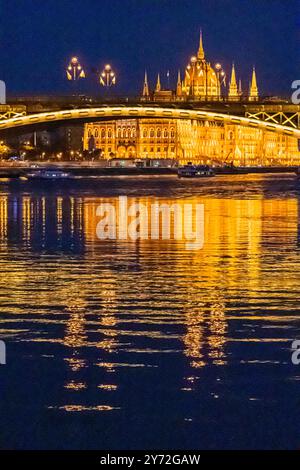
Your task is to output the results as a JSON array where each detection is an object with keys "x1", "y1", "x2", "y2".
[
  {"x1": 88, "y1": 128, "x2": 137, "y2": 139},
  {"x1": 87, "y1": 127, "x2": 176, "y2": 140},
  {"x1": 88, "y1": 128, "x2": 113, "y2": 138},
  {"x1": 142, "y1": 128, "x2": 175, "y2": 138},
  {"x1": 117, "y1": 128, "x2": 136, "y2": 139}
]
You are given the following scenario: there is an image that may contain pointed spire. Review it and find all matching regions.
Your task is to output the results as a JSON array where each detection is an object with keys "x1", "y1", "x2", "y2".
[
  {"x1": 176, "y1": 70, "x2": 182, "y2": 97},
  {"x1": 142, "y1": 70, "x2": 149, "y2": 98},
  {"x1": 230, "y1": 63, "x2": 237, "y2": 87},
  {"x1": 155, "y1": 73, "x2": 161, "y2": 92},
  {"x1": 249, "y1": 66, "x2": 259, "y2": 101},
  {"x1": 198, "y1": 29, "x2": 205, "y2": 60},
  {"x1": 238, "y1": 79, "x2": 242, "y2": 96},
  {"x1": 228, "y1": 63, "x2": 239, "y2": 100},
  {"x1": 251, "y1": 67, "x2": 257, "y2": 89}
]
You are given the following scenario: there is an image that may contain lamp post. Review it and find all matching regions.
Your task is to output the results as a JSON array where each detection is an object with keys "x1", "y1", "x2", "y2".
[
  {"x1": 220, "y1": 71, "x2": 226, "y2": 99},
  {"x1": 215, "y1": 63, "x2": 221, "y2": 99},
  {"x1": 190, "y1": 56, "x2": 197, "y2": 99},
  {"x1": 214, "y1": 63, "x2": 226, "y2": 100},
  {"x1": 66, "y1": 57, "x2": 86, "y2": 82},
  {"x1": 99, "y1": 64, "x2": 116, "y2": 88}
]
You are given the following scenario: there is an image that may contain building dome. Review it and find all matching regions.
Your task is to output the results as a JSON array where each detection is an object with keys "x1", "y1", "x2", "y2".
[{"x1": 182, "y1": 32, "x2": 221, "y2": 101}]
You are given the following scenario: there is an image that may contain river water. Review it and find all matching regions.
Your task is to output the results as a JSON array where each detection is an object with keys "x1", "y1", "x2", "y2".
[{"x1": 1, "y1": 173, "x2": 300, "y2": 450}]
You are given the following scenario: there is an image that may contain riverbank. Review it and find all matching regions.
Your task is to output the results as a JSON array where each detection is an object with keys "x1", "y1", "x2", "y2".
[{"x1": 0, "y1": 163, "x2": 298, "y2": 178}]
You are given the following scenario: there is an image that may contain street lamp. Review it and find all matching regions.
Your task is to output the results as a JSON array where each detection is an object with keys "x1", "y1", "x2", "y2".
[
  {"x1": 214, "y1": 63, "x2": 226, "y2": 99},
  {"x1": 189, "y1": 57, "x2": 197, "y2": 98},
  {"x1": 99, "y1": 64, "x2": 116, "y2": 88},
  {"x1": 220, "y1": 70, "x2": 226, "y2": 86},
  {"x1": 66, "y1": 56, "x2": 86, "y2": 81}
]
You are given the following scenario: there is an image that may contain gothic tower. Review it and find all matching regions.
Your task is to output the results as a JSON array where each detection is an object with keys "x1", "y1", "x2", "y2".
[
  {"x1": 238, "y1": 79, "x2": 242, "y2": 97},
  {"x1": 176, "y1": 70, "x2": 182, "y2": 97},
  {"x1": 142, "y1": 71, "x2": 150, "y2": 100},
  {"x1": 228, "y1": 64, "x2": 239, "y2": 101},
  {"x1": 249, "y1": 67, "x2": 259, "y2": 101},
  {"x1": 155, "y1": 73, "x2": 161, "y2": 92}
]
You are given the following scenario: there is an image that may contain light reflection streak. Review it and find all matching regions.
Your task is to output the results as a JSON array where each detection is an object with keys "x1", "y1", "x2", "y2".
[
  {"x1": 0, "y1": 188, "x2": 299, "y2": 409},
  {"x1": 48, "y1": 405, "x2": 120, "y2": 412}
]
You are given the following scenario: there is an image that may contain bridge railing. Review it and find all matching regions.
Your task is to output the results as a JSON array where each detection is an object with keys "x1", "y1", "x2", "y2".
[
  {"x1": 7, "y1": 94, "x2": 292, "y2": 107},
  {"x1": 0, "y1": 105, "x2": 27, "y2": 120}
]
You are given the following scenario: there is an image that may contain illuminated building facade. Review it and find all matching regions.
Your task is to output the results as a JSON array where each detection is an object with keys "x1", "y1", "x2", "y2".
[
  {"x1": 82, "y1": 31, "x2": 300, "y2": 166},
  {"x1": 84, "y1": 119, "x2": 300, "y2": 166},
  {"x1": 84, "y1": 119, "x2": 177, "y2": 160}
]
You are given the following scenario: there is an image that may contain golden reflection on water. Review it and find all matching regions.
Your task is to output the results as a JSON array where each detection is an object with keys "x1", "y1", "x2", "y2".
[
  {"x1": 64, "y1": 381, "x2": 87, "y2": 391},
  {"x1": 0, "y1": 188, "x2": 299, "y2": 410},
  {"x1": 98, "y1": 384, "x2": 118, "y2": 391},
  {"x1": 48, "y1": 404, "x2": 120, "y2": 412}
]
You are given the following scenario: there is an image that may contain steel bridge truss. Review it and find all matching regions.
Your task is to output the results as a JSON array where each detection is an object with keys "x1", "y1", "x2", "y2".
[
  {"x1": 245, "y1": 110, "x2": 300, "y2": 130},
  {"x1": 0, "y1": 106, "x2": 27, "y2": 120}
]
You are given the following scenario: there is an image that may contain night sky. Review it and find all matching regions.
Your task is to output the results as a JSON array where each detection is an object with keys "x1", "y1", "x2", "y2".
[{"x1": 0, "y1": 0, "x2": 299, "y2": 97}]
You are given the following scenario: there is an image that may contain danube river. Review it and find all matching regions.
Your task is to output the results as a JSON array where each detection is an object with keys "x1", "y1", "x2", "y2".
[{"x1": 1, "y1": 173, "x2": 300, "y2": 450}]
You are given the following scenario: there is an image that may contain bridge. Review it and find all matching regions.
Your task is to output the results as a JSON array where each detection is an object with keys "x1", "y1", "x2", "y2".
[{"x1": 0, "y1": 102, "x2": 300, "y2": 138}]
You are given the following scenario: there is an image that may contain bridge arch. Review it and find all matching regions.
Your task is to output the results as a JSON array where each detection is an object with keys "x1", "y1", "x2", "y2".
[{"x1": 0, "y1": 106, "x2": 299, "y2": 138}]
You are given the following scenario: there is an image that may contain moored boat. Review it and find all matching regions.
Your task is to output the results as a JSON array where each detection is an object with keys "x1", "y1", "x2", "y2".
[
  {"x1": 178, "y1": 163, "x2": 215, "y2": 178},
  {"x1": 26, "y1": 169, "x2": 73, "y2": 181}
]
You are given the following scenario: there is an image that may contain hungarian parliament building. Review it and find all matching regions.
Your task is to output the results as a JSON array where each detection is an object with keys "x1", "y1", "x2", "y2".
[{"x1": 83, "y1": 33, "x2": 300, "y2": 166}]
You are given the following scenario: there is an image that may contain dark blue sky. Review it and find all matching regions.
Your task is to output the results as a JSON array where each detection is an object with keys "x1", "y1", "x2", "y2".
[{"x1": 0, "y1": 0, "x2": 299, "y2": 97}]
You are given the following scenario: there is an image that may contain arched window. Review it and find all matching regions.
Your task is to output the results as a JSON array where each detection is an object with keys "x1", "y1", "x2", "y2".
[
  {"x1": 164, "y1": 129, "x2": 168, "y2": 138},
  {"x1": 95, "y1": 129, "x2": 99, "y2": 138},
  {"x1": 143, "y1": 129, "x2": 147, "y2": 138},
  {"x1": 117, "y1": 128, "x2": 121, "y2": 138},
  {"x1": 150, "y1": 128, "x2": 154, "y2": 138},
  {"x1": 122, "y1": 128, "x2": 126, "y2": 139},
  {"x1": 108, "y1": 129, "x2": 112, "y2": 138},
  {"x1": 101, "y1": 129, "x2": 105, "y2": 139},
  {"x1": 170, "y1": 128, "x2": 175, "y2": 138},
  {"x1": 157, "y1": 129, "x2": 161, "y2": 138}
]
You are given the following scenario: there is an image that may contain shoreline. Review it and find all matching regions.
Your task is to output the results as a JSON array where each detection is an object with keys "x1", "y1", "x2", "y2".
[{"x1": 0, "y1": 164, "x2": 298, "y2": 178}]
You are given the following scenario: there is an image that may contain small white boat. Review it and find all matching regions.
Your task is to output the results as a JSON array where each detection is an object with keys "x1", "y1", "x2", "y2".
[
  {"x1": 178, "y1": 164, "x2": 215, "y2": 178},
  {"x1": 26, "y1": 169, "x2": 72, "y2": 181}
]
